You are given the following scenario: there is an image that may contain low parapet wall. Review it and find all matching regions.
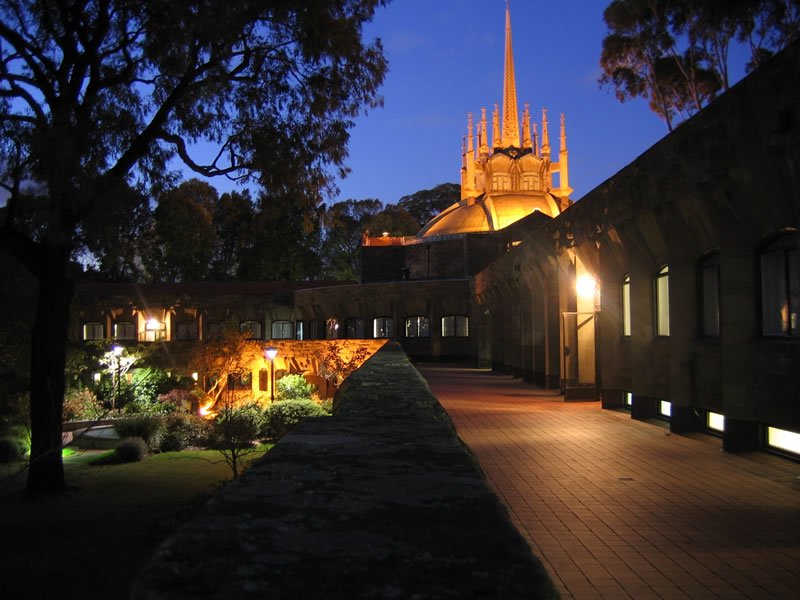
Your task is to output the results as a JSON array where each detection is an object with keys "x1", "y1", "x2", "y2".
[{"x1": 133, "y1": 342, "x2": 557, "y2": 599}]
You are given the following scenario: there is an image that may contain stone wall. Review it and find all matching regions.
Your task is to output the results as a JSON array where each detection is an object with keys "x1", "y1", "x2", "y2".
[{"x1": 132, "y1": 343, "x2": 556, "y2": 599}]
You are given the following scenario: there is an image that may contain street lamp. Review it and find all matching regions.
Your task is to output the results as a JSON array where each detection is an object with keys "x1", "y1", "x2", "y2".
[
  {"x1": 112, "y1": 345, "x2": 124, "y2": 410},
  {"x1": 264, "y1": 347, "x2": 278, "y2": 402}
]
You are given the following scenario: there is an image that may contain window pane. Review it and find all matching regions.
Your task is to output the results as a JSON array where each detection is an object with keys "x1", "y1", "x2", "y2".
[
  {"x1": 442, "y1": 315, "x2": 469, "y2": 337},
  {"x1": 113, "y1": 322, "x2": 136, "y2": 340},
  {"x1": 405, "y1": 316, "x2": 430, "y2": 338},
  {"x1": 271, "y1": 321, "x2": 293, "y2": 339},
  {"x1": 295, "y1": 320, "x2": 304, "y2": 341},
  {"x1": 622, "y1": 275, "x2": 631, "y2": 337},
  {"x1": 373, "y1": 317, "x2": 394, "y2": 338},
  {"x1": 346, "y1": 318, "x2": 365, "y2": 338},
  {"x1": 83, "y1": 322, "x2": 104, "y2": 340},
  {"x1": 656, "y1": 267, "x2": 670, "y2": 336},
  {"x1": 240, "y1": 321, "x2": 262, "y2": 339},
  {"x1": 326, "y1": 318, "x2": 339, "y2": 339},
  {"x1": 761, "y1": 251, "x2": 787, "y2": 335},
  {"x1": 702, "y1": 263, "x2": 720, "y2": 337}
]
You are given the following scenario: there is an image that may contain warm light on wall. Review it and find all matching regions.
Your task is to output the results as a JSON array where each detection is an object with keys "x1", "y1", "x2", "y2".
[
  {"x1": 576, "y1": 275, "x2": 597, "y2": 300},
  {"x1": 707, "y1": 412, "x2": 725, "y2": 432},
  {"x1": 767, "y1": 427, "x2": 800, "y2": 455}
]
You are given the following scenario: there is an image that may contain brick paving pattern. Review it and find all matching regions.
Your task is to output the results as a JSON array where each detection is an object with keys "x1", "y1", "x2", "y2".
[{"x1": 419, "y1": 366, "x2": 800, "y2": 600}]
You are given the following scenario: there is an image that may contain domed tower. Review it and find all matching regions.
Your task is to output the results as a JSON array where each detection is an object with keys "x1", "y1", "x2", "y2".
[{"x1": 418, "y1": 2, "x2": 572, "y2": 239}]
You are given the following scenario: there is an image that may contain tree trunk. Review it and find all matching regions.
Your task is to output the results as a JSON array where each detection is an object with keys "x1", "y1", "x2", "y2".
[{"x1": 26, "y1": 241, "x2": 74, "y2": 493}]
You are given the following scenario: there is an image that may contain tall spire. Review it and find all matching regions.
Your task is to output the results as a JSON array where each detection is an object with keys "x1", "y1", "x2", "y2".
[{"x1": 501, "y1": 0, "x2": 520, "y2": 148}]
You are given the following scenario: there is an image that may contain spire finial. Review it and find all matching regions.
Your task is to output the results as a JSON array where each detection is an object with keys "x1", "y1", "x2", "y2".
[{"x1": 501, "y1": 1, "x2": 520, "y2": 148}]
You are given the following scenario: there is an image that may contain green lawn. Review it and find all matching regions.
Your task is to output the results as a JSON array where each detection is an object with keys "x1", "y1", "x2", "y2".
[{"x1": 0, "y1": 446, "x2": 271, "y2": 599}]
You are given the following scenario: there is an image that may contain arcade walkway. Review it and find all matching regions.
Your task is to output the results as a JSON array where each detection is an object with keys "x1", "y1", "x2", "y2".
[{"x1": 419, "y1": 365, "x2": 800, "y2": 600}]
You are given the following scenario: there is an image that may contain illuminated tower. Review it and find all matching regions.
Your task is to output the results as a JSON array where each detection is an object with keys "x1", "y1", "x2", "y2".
[{"x1": 421, "y1": 2, "x2": 572, "y2": 238}]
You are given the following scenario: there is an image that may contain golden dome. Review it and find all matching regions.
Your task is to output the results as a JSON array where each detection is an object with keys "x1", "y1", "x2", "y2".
[{"x1": 417, "y1": 191, "x2": 560, "y2": 238}]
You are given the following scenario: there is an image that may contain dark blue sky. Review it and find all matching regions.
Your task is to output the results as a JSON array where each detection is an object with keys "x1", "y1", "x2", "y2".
[{"x1": 331, "y1": 0, "x2": 670, "y2": 204}]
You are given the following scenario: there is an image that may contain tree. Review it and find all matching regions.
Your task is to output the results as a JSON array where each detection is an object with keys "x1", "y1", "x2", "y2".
[
  {"x1": 397, "y1": 183, "x2": 460, "y2": 227},
  {"x1": 144, "y1": 179, "x2": 219, "y2": 282},
  {"x1": 210, "y1": 189, "x2": 256, "y2": 280},
  {"x1": 319, "y1": 198, "x2": 382, "y2": 280},
  {"x1": 0, "y1": 0, "x2": 389, "y2": 492},
  {"x1": 600, "y1": 0, "x2": 799, "y2": 130}
]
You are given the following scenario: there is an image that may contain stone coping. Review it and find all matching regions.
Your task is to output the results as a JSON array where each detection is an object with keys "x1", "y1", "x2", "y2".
[{"x1": 132, "y1": 342, "x2": 557, "y2": 599}]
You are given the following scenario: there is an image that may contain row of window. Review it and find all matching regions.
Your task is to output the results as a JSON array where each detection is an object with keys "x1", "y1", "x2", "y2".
[
  {"x1": 618, "y1": 233, "x2": 798, "y2": 339},
  {"x1": 82, "y1": 315, "x2": 471, "y2": 342}
]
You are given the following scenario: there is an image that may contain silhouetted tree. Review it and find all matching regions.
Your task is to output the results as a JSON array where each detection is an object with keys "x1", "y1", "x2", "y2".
[
  {"x1": 397, "y1": 183, "x2": 460, "y2": 227},
  {"x1": 0, "y1": 0, "x2": 389, "y2": 492},
  {"x1": 320, "y1": 198, "x2": 382, "y2": 280},
  {"x1": 599, "y1": 0, "x2": 798, "y2": 130}
]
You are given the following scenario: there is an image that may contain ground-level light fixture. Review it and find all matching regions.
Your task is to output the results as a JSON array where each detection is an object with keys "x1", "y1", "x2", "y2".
[{"x1": 264, "y1": 347, "x2": 278, "y2": 402}]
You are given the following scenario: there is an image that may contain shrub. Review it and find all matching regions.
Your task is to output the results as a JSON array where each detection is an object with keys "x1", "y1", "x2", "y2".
[
  {"x1": 210, "y1": 402, "x2": 265, "y2": 478},
  {"x1": 263, "y1": 399, "x2": 328, "y2": 440},
  {"x1": 63, "y1": 388, "x2": 105, "y2": 422},
  {"x1": 159, "y1": 413, "x2": 212, "y2": 452},
  {"x1": 113, "y1": 415, "x2": 166, "y2": 451},
  {"x1": 114, "y1": 437, "x2": 148, "y2": 462},
  {"x1": 158, "y1": 388, "x2": 200, "y2": 413},
  {"x1": 275, "y1": 374, "x2": 315, "y2": 402}
]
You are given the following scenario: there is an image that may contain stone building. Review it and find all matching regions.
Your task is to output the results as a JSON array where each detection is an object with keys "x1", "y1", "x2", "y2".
[{"x1": 71, "y1": 7, "x2": 800, "y2": 457}]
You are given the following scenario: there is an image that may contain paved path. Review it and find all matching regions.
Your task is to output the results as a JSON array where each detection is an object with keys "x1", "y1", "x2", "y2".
[{"x1": 419, "y1": 365, "x2": 800, "y2": 600}]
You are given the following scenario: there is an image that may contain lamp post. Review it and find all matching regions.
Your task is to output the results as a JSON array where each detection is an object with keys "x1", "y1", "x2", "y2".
[
  {"x1": 264, "y1": 347, "x2": 278, "y2": 402},
  {"x1": 112, "y1": 345, "x2": 124, "y2": 410}
]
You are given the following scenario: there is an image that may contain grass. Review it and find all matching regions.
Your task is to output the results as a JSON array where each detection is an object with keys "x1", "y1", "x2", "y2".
[{"x1": 0, "y1": 445, "x2": 272, "y2": 599}]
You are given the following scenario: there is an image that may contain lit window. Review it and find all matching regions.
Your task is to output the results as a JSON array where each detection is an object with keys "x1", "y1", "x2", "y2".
[
  {"x1": 113, "y1": 322, "x2": 135, "y2": 340},
  {"x1": 624, "y1": 392, "x2": 633, "y2": 407},
  {"x1": 345, "y1": 318, "x2": 365, "y2": 339},
  {"x1": 271, "y1": 320, "x2": 293, "y2": 340},
  {"x1": 373, "y1": 317, "x2": 394, "y2": 338},
  {"x1": 82, "y1": 322, "x2": 104, "y2": 341},
  {"x1": 707, "y1": 411, "x2": 725, "y2": 432},
  {"x1": 405, "y1": 316, "x2": 430, "y2": 338},
  {"x1": 142, "y1": 318, "x2": 167, "y2": 342},
  {"x1": 659, "y1": 400, "x2": 672, "y2": 418},
  {"x1": 655, "y1": 265, "x2": 670, "y2": 336},
  {"x1": 700, "y1": 254, "x2": 720, "y2": 337},
  {"x1": 760, "y1": 234, "x2": 799, "y2": 337},
  {"x1": 767, "y1": 426, "x2": 800, "y2": 455},
  {"x1": 240, "y1": 320, "x2": 262, "y2": 340},
  {"x1": 442, "y1": 315, "x2": 469, "y2": 337},
  {"x1": 176, "y1": 322, "x2": 197, "y2": 341},
  {"x1": 326, "y1": 318, "x2": 340, "y2": 339},
  {"x1": 295, "y1": 320, "x2": 304, "y2": 341},
  {"x1": 621, "y1": 274, "x2": 631, "y2": 337}
]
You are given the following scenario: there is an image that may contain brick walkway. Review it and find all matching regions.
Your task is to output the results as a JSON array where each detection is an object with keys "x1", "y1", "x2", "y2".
[{"x1": 419, "y1": 365, "x2": 800, "y2": 600}]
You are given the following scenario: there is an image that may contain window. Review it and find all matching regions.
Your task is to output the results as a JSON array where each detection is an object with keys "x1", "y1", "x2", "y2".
[
  {"x1": 405, "y1": 316, "x2": 430, "y2": 338},
  {"x1": 373, "y1": 317, "x2": 394, "y2": 338},
  {"x1": 700, "y1": 254, "x2": 720, "y2": 337},
  {"x1": 760, "y1": 234, "x2": 799, "y2": 336},
  {"x1": 346, "y1": 318, "x2": 365, "y2": 339},
  {"x1": 442, "y1": 315, "x2": 469, "y2": 337},
  {"x1": 271, "y1": 320, "x2": 293, "y2": 340},
  {"x1": 655, "y1": 265, "x2": 670, "y2": 336},
  {"x1": 326, "y1": 318, "x2": 340, "y2": 339},
  {"x1": 240, "y1": 320, "x2": 262, "y2": 339},
  {"x1": 492, "y1": 173, "x2": 510, "y2": 191},
  {"x1": 621, "y1": 274, "x2": 631, "y2": 337},
  {"x1": 307, "y1": 319, "x2": 319, "y2": 340},
  {"x1": 141, "y1": 318, "x2": 167, "y2": 342},
  {"x1": 113, "y1": 321, "x2": 135, "y2": 340},
  {"x1": 175, "y1": 322, "x2": 197, "y2": 341},
  {"x1": 295, "y1": 320, "x2": 305, "y2": 340},
  {"x1": 82, "y1": 322, "x2": 104, "y2": 341}
]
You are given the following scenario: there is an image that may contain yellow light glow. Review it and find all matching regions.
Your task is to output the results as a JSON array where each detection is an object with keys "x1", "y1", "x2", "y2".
[
  {"x1": 767, "y1": 427, "x2": 800, "y2": 455},
  {"x1": 707, "y1": 411, "x2": 725, "y2": 432},
  {"x1": 576, "y1": 275, "x2": 597, "y2": 300},
  {"x1": 146, "y1": 318, "x2": 162, "y2": 330},
  {"x1": 659, "y1": 400, "x2": 672, "y2": 417},
  {"x1": 191, "y1": 372, "x2": 199, "y2": 381}
]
